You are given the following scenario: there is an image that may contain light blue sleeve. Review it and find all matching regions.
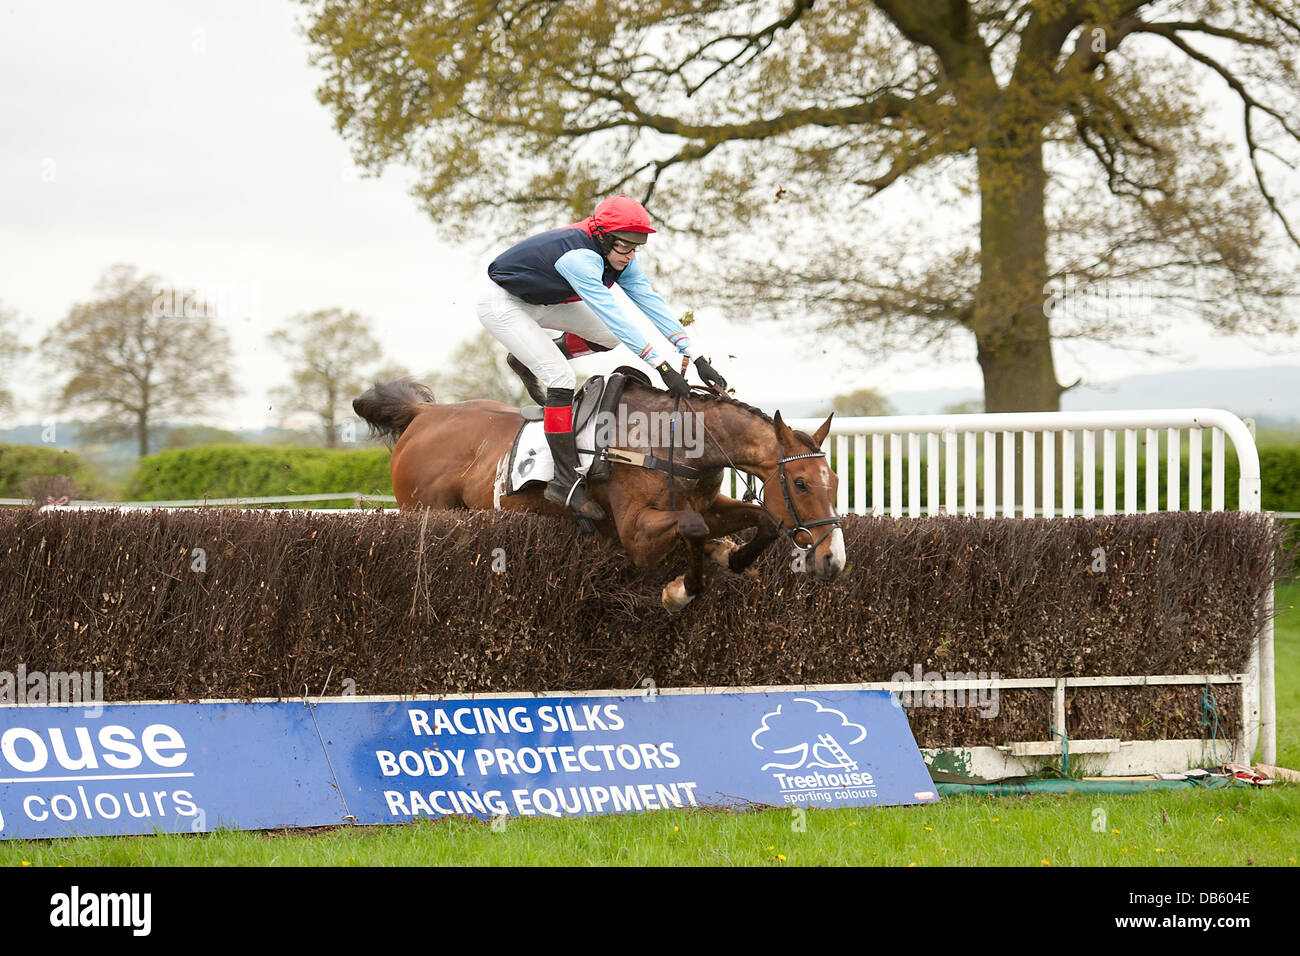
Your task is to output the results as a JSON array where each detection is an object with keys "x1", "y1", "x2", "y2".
[
  {"x1": 555, "y1": 249, "x2": 662, "y2": 366},
  {"x1": 616, "y1": 257, "x2": 699, "y2": 360}
]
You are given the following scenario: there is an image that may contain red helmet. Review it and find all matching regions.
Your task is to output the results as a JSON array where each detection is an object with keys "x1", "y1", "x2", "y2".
[{"x1": 585, "y1": 195, "x2": 656, "y2": 238}]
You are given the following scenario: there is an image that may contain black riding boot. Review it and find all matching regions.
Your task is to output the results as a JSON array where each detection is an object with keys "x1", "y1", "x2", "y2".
[
  {"x1": 506, "y1": 353, "x2": 548, "y2": 406},
  {"x1": 544, "y1": 427, "x2": 606, "y2": 521},
  {"x1": 543, "y1": 391, "x2": 606, "y2": 521}
]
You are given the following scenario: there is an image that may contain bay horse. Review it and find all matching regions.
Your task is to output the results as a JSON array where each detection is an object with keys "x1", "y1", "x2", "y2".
[{"x1": 353, "y1": 378, "x2": 846, "y2": 611}]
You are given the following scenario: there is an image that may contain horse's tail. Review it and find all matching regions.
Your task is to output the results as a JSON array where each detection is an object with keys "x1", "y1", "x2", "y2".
[{"x1": 352, "y1": 379, "x2": 437, "y2": 445}]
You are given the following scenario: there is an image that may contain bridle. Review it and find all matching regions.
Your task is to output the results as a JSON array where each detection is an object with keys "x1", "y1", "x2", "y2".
[
  {"x1": 761, "y1": 449, "x2": 843, "y2": 553},
  {"x1": 673, "y1": 391, "x2": 842, "y2": 554}
]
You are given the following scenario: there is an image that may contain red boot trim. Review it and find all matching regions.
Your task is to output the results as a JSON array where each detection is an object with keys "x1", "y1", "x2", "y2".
[{"x1": 543, "y1": 404, "x2": 573, "y2": 433}]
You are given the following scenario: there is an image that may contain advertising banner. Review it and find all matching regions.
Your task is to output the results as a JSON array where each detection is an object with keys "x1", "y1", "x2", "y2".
[{"x1": 0, "y1": 687, "x2": 936, "y2": 840}]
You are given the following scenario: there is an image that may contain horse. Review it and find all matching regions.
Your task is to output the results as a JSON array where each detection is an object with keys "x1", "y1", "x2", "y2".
[{"x1": 353, "y1": 378, "x2": 846, "y2": 611}]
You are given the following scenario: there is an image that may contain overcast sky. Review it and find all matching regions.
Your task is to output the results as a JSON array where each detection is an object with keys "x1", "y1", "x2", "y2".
[{"x1": 2, "y1": 0, "x2": 1297, "y2": 432}]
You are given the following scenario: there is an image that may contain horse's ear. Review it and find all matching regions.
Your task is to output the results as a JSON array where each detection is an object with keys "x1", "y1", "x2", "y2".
[
  {"x1": 813, "y1": 413, "x2": 834, "y2": 447},
  {"x1": 772, "y1": 410, "x2": 797, "y2": 450}
]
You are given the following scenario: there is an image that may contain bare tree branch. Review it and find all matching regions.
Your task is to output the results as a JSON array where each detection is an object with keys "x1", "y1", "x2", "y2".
[{"x1": 1135, "y1": 20, "x2": 1300, "y2": 246}]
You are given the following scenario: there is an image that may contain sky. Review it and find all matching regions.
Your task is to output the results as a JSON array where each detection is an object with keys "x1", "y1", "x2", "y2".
[{"x1": 1, "y1": 0, "x2": 1298, "y2": 433}]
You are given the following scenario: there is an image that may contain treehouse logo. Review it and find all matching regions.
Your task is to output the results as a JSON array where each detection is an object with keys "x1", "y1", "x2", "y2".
[{"x1": 750, "y1": 698, "x2": 878, "y2": 805}]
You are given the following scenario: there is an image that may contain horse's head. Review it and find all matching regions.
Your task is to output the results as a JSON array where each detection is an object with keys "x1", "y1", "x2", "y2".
[{"x1": 764, "y1": 411, "x2": 846, "y2": 582}]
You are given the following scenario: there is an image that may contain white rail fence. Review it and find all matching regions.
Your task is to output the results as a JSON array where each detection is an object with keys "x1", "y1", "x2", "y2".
[
  {"x1": 777, "y1": 407, "x2": 1275, "y2": 774},
  {"x1": 6, "y1": 407, "x2": 1281, "y2": 775},
  {"x1": 779, "y1": 407, "x2": 1260, "y2": 518}
]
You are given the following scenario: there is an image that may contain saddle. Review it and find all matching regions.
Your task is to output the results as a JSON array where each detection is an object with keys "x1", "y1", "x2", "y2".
[{"x1": 504, "y1": 368, "x2": 650, "y2": 496}]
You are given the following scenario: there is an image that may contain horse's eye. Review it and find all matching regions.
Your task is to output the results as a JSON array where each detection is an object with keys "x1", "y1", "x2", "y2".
[{"x1": 795, "y1": 478, "x2": 808, "y2": 492}]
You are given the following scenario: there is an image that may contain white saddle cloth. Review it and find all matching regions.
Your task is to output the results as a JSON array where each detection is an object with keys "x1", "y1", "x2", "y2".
[{"x1": 505, "y1": 413, "x2": 602, "y2": 495}]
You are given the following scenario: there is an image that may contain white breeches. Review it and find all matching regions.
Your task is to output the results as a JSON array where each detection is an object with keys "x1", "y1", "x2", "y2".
[{"x1": 477, "y1": 275, "x2": 620, "y2": 391}]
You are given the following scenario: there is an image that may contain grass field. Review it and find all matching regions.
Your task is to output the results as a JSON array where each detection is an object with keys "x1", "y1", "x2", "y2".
[
  {"x1": 2, "y1": 582, "x2": 1297, "y2": 868},
  {"x1": 2, "y1": 785, "x2": 1296, "y2": 868}
]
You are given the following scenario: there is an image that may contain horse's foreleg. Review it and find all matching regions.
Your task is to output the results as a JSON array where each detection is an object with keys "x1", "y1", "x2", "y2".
[
  {"x1": 615, "y1": 505, "x2": 711, "y2": 613},
  {"x1": 726, "y1": 512, "x2": 780, "y2": 574},
  {"x1": 699, "y1": 496, "x2": 781, "y2": 576},
  {"x1": 666, "y1": 510, "x2": 711, "y2": 613}
]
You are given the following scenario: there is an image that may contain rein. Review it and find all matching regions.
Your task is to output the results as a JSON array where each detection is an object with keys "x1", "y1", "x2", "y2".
[
  {"x1": 682, "y1": 389, "x2": 842, "y2": 553},
  {"x1": 668, "y1": 394, "x2": 679, "y2": 511}
]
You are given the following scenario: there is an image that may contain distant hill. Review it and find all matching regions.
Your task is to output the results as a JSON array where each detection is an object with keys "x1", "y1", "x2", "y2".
[
  {"x1": 1060, "y1": 366, "x2": 1300, "y2": 422},
  {"x1": 764, "y1": 365, "x2": 1300, "y2": 431}
]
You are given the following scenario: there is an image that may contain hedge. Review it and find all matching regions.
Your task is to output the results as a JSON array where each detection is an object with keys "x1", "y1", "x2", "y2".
[
  {"x1": 3, "y1": 508, "x2": 1290, "y2": 747},
  {"x1": 122, "y1": 445, "x2": 393, "y2": 501},
  {"x1": 0, "y1": 443, "x2": 112, "y2": 500}
]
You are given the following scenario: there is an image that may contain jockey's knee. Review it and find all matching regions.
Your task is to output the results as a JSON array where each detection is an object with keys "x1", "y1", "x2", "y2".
[
  {"x1": 476, "y1": 305, "x2": 501, "y2": 335},
  {"x1": 539, "y1": 364, "x2": 577, "y2": 391}
]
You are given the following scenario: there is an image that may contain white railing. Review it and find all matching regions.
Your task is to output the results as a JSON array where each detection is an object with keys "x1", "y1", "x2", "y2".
[
  {"x1": 771, "y1": 408, "x2": 1274, "y2": 771},
  {"x1": 780, "y1": 407, "x2": 1261, "y2": 517}
]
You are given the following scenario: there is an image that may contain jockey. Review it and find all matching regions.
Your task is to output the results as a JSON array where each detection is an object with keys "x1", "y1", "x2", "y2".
[{"x1": 478, "y1": 194, "x2": 728, "y2": 522}]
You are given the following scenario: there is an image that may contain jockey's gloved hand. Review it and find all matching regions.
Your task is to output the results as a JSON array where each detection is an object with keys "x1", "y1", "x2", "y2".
[
  {"x1": 694, "y1": 356, "x2": 727, "y2": 391},
  {"x1": 655, "y1": 360, "x2": 690, "y2": 397}
]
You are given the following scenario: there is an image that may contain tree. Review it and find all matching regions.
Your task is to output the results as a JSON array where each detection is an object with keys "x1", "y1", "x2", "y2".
[
  {"x1": 41, "y1": 264, "x2": 238, "y2": 457},
  {"x1": 268, "y1": 309, "x2": 382, "y2": 447},
  {"x1": 427, "y1": 329, "x2": 536, "y2": 406},
  {"x1": 0, "y1": 300, "x2": 32, "y2": 416},
  {"x1": 832, "y1": 387, "x2": 897, "y2": 417},
  {"x1": 300, "y1": 0, "x2": 1300, "y2": 412}
]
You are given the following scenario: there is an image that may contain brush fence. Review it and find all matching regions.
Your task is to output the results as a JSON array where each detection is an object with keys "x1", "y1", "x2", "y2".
[{"x1": 37, "y1": 407, "x2": 1276, "y2": 780}]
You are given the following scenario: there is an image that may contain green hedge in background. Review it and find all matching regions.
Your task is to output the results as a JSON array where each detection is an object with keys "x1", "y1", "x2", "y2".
[
  {"x1": 1105, "y1": 446, "x2": 1300, "y2": 513},
  {"x1": 0, "y1": 444, "x2": 112, "y2": 500},
  {"x1": 1261, "y1": 447, "x2": 1300, "y2": 512},
  {"x1": 123, "y1": 445, "x2": 393, "y2": 502}
]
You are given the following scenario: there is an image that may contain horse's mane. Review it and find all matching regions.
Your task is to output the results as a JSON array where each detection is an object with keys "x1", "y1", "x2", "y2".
[{"x1": 624, "y1": 379, "x2": 821, "y2": 451}]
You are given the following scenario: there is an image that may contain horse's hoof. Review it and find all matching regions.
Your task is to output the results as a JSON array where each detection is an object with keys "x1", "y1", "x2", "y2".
[
  {"x1": 704, "y1": 539, "x2": 759, "y2": 580},
  {"x1": 704, "y1": 539, "x2": 734, "y2": 568},
  {"x1": 661, "y1": 576, "x2": 693, "y2": 614}
]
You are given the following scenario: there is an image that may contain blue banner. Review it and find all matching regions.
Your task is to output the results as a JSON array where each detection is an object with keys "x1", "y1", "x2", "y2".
[{"x1": 0, "y1": 688, "x2": 936, "y2": 840}]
